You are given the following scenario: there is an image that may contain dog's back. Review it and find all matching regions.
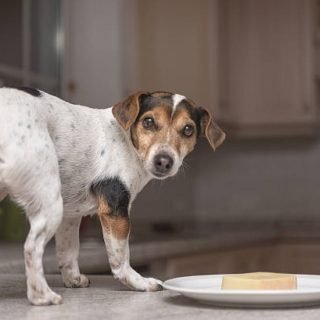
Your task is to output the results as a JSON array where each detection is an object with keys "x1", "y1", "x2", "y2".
[
  {"x1": 0, "y1": 87, "x2": 145, "y2": 214},
  {"x1": 0, "y1": 87, "x2": 63, "y2": 207}
]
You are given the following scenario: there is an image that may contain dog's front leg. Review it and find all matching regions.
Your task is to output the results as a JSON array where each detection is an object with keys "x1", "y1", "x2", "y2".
[
  {"x1": 97, "y1": 198, "x2": 162, "y2": 291},
  {"x1": 55, "y1": 216, "x2": 90, "y2": 288}
]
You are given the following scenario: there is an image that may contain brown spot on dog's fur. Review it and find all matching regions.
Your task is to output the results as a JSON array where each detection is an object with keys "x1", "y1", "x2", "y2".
[
  {"x1": 97, "y1": 198, "x2": 130, "y2": 240},
  {"x1": 171, "y1": 108, "x2": 198, "y2": 154},
  {"x1": 111, "y1": 216, "x2": 130, "y2": 239},
  {"x1": 131, "y1": 105, "x2": 170, "y2": 158}
]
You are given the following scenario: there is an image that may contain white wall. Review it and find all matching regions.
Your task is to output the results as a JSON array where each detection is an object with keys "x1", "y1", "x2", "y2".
[{"x1": 193, "y1": 138, "x2": 320, "y2": 223}]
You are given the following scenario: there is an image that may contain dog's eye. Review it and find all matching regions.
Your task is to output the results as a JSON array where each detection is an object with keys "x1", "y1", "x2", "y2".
[
  {"x1": 182, "y1": 125, "x2": 194, "y2": 137},
  {"x1": 142, "y1": 117, "x2": 155, "y2": 129}
]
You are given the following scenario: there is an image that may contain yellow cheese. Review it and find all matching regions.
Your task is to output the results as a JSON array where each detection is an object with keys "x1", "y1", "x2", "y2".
[{"x1": 221, "y1": 272, "x2": 297, "y2": 290}]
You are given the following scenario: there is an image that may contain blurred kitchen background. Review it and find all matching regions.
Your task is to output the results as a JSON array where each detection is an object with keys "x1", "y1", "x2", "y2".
[{"x1": 1, "y1": 0, "x2": 320, "y2": 279}]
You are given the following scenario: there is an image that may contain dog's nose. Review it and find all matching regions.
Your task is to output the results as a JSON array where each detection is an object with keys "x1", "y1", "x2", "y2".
[{"x1": 154, "y1": 153, "x2": 173, "y2": 174}]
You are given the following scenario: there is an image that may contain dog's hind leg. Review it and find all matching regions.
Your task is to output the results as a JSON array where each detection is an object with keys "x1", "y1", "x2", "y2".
[
  {"x1": 8, "y1": 143, "x2": 64, "y2": 305},
  {"x1": 24, "y1": 199, "x2": 63, "y2": 305},
  {"x1": 55, "y1": 216, "x2": 90, "y2": 288},
  {"x1": 22, "y1": 176, "x2": 63, "y2": 306}
]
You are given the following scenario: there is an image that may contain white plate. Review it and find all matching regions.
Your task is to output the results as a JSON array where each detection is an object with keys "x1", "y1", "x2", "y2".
[{"x1": 163, "y1": 274, "x2": 320, "y2": 308}]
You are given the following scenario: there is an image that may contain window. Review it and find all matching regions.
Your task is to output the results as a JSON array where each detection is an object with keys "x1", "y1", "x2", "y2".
[{"x1": 0, "y1": 0, "x2": 62, "y2": 95}]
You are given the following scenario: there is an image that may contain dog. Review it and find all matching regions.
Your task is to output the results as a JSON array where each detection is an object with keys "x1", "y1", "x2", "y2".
[{"x1": 0, "y1": 87, "x2": 225, "y2": 305}]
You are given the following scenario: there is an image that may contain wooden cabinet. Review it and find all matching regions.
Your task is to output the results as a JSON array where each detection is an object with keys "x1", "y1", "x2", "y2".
[
  {"x1": 151, "y1": 240, "x2": 320, "y2": 278},
  {"x1": 219, "y1": 0, "x2": 317, "y2": 137},
  {"x1": 134, "y1": 0, "x2": 216, "y2": 109}
]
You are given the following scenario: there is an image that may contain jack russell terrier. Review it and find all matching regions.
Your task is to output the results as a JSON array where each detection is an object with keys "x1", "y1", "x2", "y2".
[{"x1": 0, "y1": 87, "x2": 225, "y2": 305}]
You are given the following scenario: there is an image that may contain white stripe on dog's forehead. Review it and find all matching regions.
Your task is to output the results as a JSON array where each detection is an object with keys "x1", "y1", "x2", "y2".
[{"x1": 171, "y1": 94, "x2": 186, "y2": 116}]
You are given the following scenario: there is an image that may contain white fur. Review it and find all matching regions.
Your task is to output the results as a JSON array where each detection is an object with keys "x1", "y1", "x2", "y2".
[
  {"x1": 55, "y1": 217, "x2": 90, "y2": 288},
  {"x1": 101, "y1": 228, "x2": 161, "y2": 291},
  {"x1": 171, "y1": 93, "x2": 186, "y2": 116},
  {"x1": 0, "y1": 88, "x2": 159, "y2": 305}
]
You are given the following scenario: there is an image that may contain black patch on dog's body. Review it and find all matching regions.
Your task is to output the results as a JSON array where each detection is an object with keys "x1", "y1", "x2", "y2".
[
  {"x1": 91, "y1": 177, "x2": 130, "y2": 217},
  {"x1": 14, "y1": 86, "x2": 42, "y2": 97}
]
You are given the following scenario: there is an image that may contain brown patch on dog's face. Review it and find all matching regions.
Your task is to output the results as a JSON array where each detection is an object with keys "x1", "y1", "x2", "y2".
[
  {"x1": 131, "y1": 104, "x2": 171, "y2": 161},
  {"x1": 171, "y1": 107, "x2": 198, "y2": 155},
  {"x1": 97, "y1": 198, "x2": 130, "y2": 240}
]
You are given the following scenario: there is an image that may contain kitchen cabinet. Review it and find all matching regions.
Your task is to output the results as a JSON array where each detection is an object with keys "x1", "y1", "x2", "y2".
[
  {"x1": 219, "y1": 0, "x2": 317, "y2": 137},
  {"x1": 154, "y1": 240, "x2": 320, "y2": 278}
]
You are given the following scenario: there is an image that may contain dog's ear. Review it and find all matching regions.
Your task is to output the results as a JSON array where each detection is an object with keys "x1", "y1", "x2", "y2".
[
  {"x1": 199, "y1": 107, "x2": 226, "y2": 151},
  {"x1": 112, "y1": 92, "x2": 148, "y2": 130}
]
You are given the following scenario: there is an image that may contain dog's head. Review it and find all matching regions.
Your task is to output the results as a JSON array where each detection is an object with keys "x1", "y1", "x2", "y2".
[{"x1": 112, "y1": 91, "x2": 225, "y2": 179}]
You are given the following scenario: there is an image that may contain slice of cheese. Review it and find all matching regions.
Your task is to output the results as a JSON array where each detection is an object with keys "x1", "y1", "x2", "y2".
[{"x1": 221, "y1": 272, "x2": 297, "y2": 290}]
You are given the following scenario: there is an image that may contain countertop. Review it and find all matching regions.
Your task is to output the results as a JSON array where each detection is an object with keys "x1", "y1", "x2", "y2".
[{"x1": 1, "y1": 274, "x2": 320, "y2": 320}]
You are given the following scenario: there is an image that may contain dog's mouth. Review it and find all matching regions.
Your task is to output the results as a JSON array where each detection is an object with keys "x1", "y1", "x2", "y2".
[{"x1": 150, "y1": 170, "x2": 170, "y2": 179}]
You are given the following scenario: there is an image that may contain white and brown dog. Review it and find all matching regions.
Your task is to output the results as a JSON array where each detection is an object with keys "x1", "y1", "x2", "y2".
[{"x1": 0, "y1": 87, "x2": 225, "y2": 305}]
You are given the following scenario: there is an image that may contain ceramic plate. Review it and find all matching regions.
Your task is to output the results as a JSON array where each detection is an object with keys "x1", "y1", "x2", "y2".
[{"x1": 163, "y1": 274, "x2": 320, "y2": 308}]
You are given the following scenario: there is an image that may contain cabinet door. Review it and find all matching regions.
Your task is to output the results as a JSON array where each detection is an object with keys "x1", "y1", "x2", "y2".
[
  {"x1": 136, "y1": 0, "x2": 217, "y2": 109},
  {"x1": 219, "y1": 0, "x2": 316, "y2": 137},
  {"x1": 62, "y1": 0, "x2": 124, "y2": 107}
]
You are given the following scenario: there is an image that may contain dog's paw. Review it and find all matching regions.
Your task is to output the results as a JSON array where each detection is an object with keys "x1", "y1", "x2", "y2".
[
  {"x1": 63, "y1": 274, "x2": 90, "y2": 288},
  {"x1": 28, "y1": 289, "x2": 63, "y2": 306},
  {"x1": 115, "y1": 267, "x2": 163, "y2": 292},
  {"x1": 140, "y1": 277, "x2": 163, "y2": 292}
]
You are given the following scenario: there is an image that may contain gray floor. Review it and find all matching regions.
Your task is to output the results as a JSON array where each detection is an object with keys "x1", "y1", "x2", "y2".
[{"x1": 1, "y1": 274, "x2": 320, "y2": 320}]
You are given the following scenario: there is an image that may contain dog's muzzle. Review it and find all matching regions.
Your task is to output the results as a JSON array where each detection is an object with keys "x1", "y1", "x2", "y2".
[{"x1": 152, "y1": 153, "x2": 174, "y2": 177}]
